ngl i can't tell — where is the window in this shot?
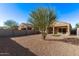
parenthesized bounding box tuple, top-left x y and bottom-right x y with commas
(59, 28, 66, 34)
(21, 28, 26, 30)
(27, 27, 32, 30)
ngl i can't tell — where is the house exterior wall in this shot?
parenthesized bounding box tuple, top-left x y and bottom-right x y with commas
(51, 22, 72, 35)
(18, 23, 33, 30)
(77, 28, 79, 36)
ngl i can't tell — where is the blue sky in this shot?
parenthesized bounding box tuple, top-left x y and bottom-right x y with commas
(0, 3, 79, 28)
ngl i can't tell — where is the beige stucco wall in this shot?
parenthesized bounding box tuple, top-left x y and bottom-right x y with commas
(51, 22, 71, 35)
(18, 23, 32, 30)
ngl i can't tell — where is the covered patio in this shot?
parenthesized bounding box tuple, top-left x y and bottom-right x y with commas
(50, 22, 72, 35)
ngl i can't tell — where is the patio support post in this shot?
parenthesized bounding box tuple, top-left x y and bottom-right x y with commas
(67, 25, 70, 35)
(53, 27, 54, 34)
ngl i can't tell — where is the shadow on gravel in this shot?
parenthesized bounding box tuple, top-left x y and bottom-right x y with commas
(0, 37, 36, 56)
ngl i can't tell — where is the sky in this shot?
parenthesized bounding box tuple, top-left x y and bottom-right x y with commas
(0, 3, 79, 28)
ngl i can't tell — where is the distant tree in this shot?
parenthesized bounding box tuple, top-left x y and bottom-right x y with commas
(28, 7, 56, 40)
(4, 20, 18, 30)
(76, 23, 79, 28)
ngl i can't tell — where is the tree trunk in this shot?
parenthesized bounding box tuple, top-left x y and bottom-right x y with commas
(42, 31, 47, 40)
(42, 34, 46, 40)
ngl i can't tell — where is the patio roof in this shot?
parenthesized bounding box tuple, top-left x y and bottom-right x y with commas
(50, 21, 72, 27)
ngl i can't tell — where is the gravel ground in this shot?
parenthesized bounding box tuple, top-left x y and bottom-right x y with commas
(0, 34, 79, 56)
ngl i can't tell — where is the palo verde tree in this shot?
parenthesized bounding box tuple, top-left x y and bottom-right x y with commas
(28, 7, 56, 40)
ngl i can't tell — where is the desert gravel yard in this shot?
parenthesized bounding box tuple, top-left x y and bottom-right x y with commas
(0, 34, 79, 56)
